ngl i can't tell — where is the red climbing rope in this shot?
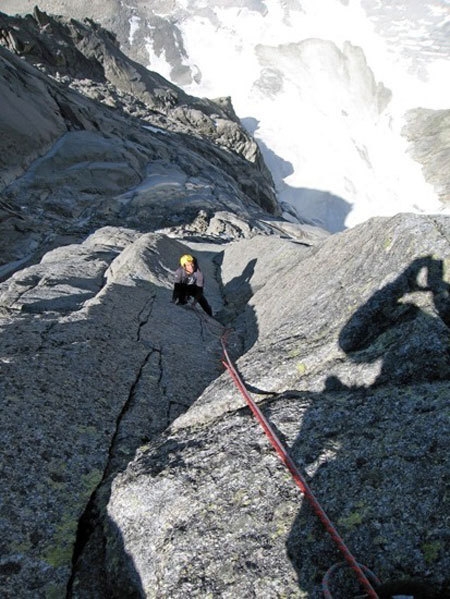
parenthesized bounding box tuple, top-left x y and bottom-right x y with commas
(220, 339, 380, 599)
(189, 303, 380, 598)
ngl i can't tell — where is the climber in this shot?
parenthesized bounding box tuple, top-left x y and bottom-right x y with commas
(172, 254, 213, 316)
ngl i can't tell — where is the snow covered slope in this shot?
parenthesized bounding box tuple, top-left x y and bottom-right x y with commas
(137, 0, 450, 231)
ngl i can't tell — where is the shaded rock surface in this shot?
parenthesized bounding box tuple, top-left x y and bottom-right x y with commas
(3, 1, 449, 209)
(0, 8, 292, 281)
(0, 7, 449, 599)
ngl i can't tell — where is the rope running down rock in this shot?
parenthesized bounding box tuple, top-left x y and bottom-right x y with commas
(191, 303, 381, 598)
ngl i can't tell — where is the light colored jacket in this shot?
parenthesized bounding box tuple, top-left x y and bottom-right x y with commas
(173, 266, 204, 287)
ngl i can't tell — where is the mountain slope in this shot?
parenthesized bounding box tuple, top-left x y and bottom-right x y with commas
(3, 0, 449, 231)
(2, 8, 319, 280)
(0, 8, 449, 599)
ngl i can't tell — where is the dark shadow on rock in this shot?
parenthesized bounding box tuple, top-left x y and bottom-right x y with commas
(242, 117, 352, 233)
(278, 185, 352, 234)
(339, 256, 450, 386)
(20, 291, 96, 314)
(215, 256, 259, 353)
(283, 256, 450, 597)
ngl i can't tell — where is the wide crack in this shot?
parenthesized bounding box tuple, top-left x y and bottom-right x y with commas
(66, 255, 251, 597)
(67, 295, 157, 597)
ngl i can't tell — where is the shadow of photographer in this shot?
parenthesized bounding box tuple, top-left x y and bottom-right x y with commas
(284, 256, 450, 598)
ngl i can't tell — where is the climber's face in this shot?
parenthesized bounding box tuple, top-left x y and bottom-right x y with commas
(184, 261, 194, 274)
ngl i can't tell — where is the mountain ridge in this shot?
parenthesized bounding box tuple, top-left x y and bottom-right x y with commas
(3, 0, 448, 231)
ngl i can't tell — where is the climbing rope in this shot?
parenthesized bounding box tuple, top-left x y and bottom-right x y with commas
(190, 303, 381, 598)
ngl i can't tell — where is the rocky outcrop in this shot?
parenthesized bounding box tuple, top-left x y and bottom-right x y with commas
(1, 213, 449, 598)
(0, 8, 272, 170)
(0, 8, 288, 281)
(93, 214, 450, 599)
(403, 108, 450, 206)
(4, 1, 448, 212)
(0, 228, 229, 597)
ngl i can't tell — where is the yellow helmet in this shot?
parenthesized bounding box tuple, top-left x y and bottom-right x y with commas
(180, 254, 194, 267)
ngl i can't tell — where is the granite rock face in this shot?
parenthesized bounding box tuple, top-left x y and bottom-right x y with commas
(0, 8, 283, 280)
(0, 228, 227, 597)
(0, 7, 449, 599)
(4, 1, 448, 211)
(1, 214, 449, 598)
(100, 214, 450, 599)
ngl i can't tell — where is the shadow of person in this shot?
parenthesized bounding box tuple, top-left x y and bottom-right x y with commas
(339, 256, 450, 386)
(284, 256, 450, 598)
(215, 257, 259, 354)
